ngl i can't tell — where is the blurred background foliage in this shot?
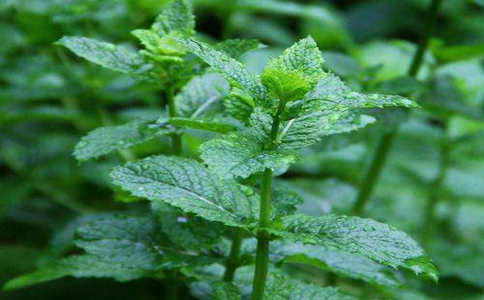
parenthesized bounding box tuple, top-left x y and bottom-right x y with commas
(1, 0, 484, 299)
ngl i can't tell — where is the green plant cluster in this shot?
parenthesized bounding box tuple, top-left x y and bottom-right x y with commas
(1, 0, 484, 299)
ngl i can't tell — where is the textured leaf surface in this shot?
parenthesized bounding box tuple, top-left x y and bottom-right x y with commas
(75, 214, 165, 270)
(278, 110, 349, 150)
(110, 156, 259, 226)
(152, 0, 195, 36)
(215, 39, 264, 59)
(181, 38, 268, 101)
(169, 118, 237, 133)
(223, 88, 255, 122)
(300, 74, 417, 112)
(4, 254, 147, 290)
(264, 274, 355, 300)
(272, 186, 304, 217)
(200, 133, 297, 179)
(324, 114, 375, 136)
(213, 282, 242, 300)
(176, 72, 230, 118)
(274, 243, 400, 286)
(152, 202, 224, 250)
(73, 120, 167, 161)
(132, 29, 162, 53)
(264, 36, 326, 88)
(55, 37, 145, 76)
(272, 214, 438, 280)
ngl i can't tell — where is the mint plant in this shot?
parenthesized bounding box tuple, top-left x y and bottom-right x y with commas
(4, 29, 438, 298)
(56, 0, 260, 161)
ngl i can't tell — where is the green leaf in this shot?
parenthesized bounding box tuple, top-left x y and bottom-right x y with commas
(75, 214, 211, 271)
(190, 280, 242, 300)
(213, 281, 242, 300)
(274, 242, 400, 287)
(278, 110, 351, 151)
(152, 202, 225, 250)
(169, 118, 237, 133)
(4, 254, 147, 291)
(132, 29, 163, 54)
(263, 36, 327, 90)
(73, 120, 168, 161)
(223, 88, 255, 122)
(264, 274, 355, 299)
(238, 0, 341, 25)
(176, 72, 230, 118)
(214, 39, 264, 59)
(110, 156, 259, 226)
(261, 68, 310, 103)
(181, 38, 268, 101)
(296, 74, 418, 114)
(271, 214, 438, 280)
(55, 37, 147, 78)
(200, 133, 297, 179)
(434, 43, 484, 62)
(152, 0, 195, 36)
(75, 214, 165, 270)
(325, 113, 376, 136)
(272, 186, 304, 217)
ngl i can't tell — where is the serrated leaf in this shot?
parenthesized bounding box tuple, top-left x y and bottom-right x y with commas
(152, 0, 195, 36)
(181, 38, 268, 101)
(271, 214, 438, 280)
(264, 36, 327, 90)
(3, 254, 147, 291)
(200, 133, 297, 179)
(176, 72, 230, 118)
(214, 39, 264, 59)
(110, 156, 259, 226)
(246, 106, 373, 151)
(273, 242, 400, 287)
(223, 88, 255, 122)
(55, 37, 148, 79)
(264, 274, 355, 300)
(73, 120, 168, 161)
(286, 74, 418, 118)
(261, 68, 310, 103)
(169, 118, 237, 133)
(151, 202, 225, 250)
(74, 214, 212, 272)
(278, 110, 356, 151)
(75, 214, 165, 270)
(131, 29, 163, 53)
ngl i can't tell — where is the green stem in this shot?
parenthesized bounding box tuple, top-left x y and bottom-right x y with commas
(351, 0, 443, 216)
(251, 168, 272, 300)
(408, 0, 443, 78)
(223, 229, 244, 282)
(352, 130, 398, 215)
(251, 101, 286, 300)
(422, 121, 450, 247)
(166, 87, 183, 156)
